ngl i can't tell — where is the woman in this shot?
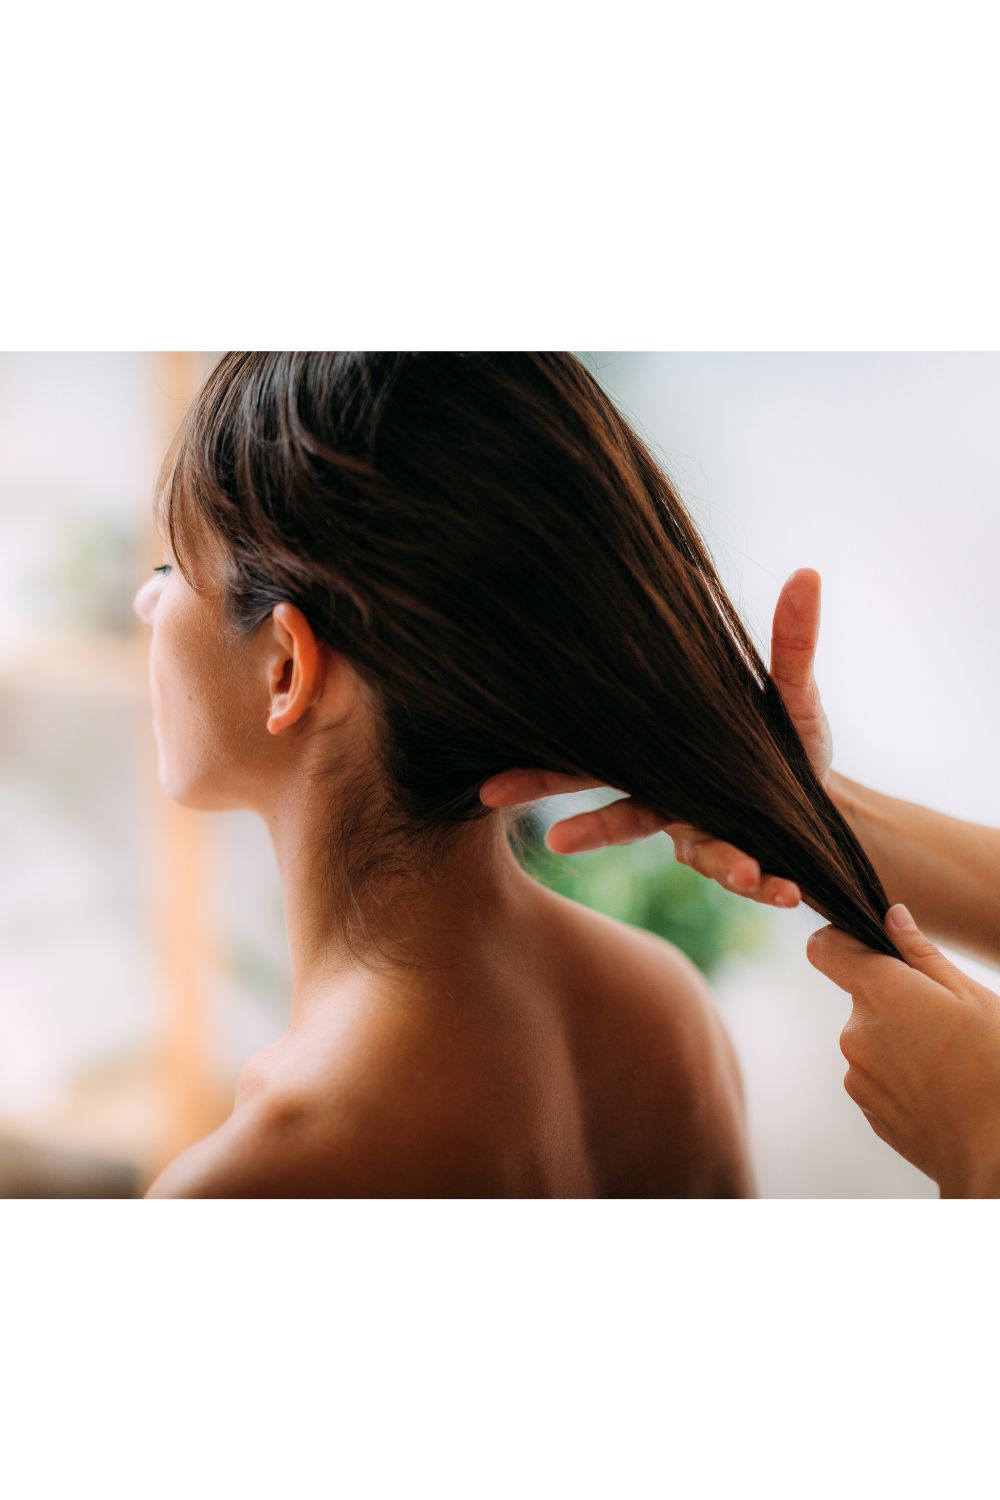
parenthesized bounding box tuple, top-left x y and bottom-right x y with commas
(485, 568, 1000, 1197)
(134, 351, 895, 1198)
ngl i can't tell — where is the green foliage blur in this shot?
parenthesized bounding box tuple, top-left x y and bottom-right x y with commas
(516, 812, 767, 978)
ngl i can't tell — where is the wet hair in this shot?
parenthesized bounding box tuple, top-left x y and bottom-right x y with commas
(157, 351, 900, 959)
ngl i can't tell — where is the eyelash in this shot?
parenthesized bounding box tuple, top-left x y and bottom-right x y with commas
(153, 564, 172, 576)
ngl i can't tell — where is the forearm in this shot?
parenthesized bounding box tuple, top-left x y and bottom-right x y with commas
(828, 770, 1000, 968)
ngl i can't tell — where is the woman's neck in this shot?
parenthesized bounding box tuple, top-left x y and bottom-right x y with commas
(261, 771, 536, 1025)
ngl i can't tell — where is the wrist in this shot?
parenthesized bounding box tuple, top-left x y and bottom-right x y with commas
(940, 1141, 1000, 1199)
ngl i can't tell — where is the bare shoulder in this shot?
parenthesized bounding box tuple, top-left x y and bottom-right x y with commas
(144, 1095, 294, 1198)
(144, 1088, 439, 1199)
(533, 884, 754, 1196)
(145, 1018, 508, 1199)
(538, 881, 737, 1047)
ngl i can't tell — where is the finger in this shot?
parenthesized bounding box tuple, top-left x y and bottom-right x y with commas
(673, 833, 761, 894)
(769, 568, 824, 720)
(861, 1111, 900, 1153)
(545, 797, 666, 853)
(480, 769, 612, 806)
(843, 1071, 901, 1152)
(669, 830, 803, 906)
(755, 873, 803, 909)
(884, 905, 975, 997)
(806, 923, 900, 996)
(670, 830, 759, 890)
(842, 1062, 871, 1109)
(846, 1083, 896, 1146)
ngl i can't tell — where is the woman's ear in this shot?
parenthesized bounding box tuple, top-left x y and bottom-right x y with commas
(265, 601, 361, 734)
(266, 602, 327, 733)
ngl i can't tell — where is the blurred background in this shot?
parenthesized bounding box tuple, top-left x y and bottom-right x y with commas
(2, 352, 996, 1197)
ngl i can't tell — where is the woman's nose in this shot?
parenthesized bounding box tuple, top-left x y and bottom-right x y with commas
(133, 575, 158, 627)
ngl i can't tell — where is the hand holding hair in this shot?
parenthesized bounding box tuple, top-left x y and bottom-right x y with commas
(807, 905, 1000, 1197)
(480, 566, 831, 913)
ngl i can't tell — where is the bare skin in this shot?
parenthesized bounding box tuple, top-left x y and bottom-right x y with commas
(482, 567, 1000, 1195)
(809, 905, 1000, 1197)
(134, 526, 751, 1198)
(147, 867, 752, 1198)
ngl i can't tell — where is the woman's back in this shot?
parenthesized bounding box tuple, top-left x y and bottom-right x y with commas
(148, 877, 752, 1198)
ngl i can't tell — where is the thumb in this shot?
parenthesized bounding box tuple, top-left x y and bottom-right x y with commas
(769, 568, 822, 713)
(885, 904, 972, 996)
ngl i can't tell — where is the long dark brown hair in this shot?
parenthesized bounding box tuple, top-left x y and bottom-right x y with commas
(157, 352, 900, 959)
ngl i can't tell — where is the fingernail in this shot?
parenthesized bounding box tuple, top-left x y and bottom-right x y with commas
(887, 903, 916, 932)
